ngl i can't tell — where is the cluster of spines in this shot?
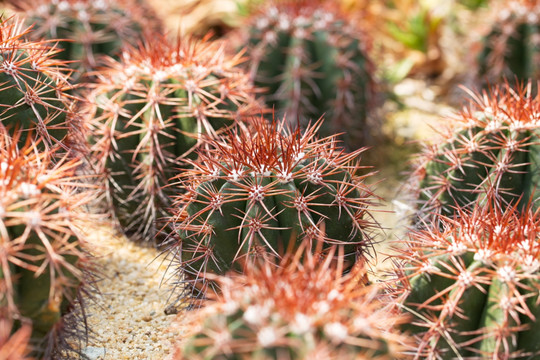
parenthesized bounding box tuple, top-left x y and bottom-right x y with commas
(0, 314, 32, 360)
(478, 0, 540, 82)
(86, 34, 259, 243)
(0, 16, 79, 151)
(394, 197, 540, 359)
(239, 0, 377, 149)
(167, 114, 378, 303)
(7, 0, 161, 78)
(0, 132, 94, 357)
(174, 239, 411, 360)
(410, 81, 540, 221)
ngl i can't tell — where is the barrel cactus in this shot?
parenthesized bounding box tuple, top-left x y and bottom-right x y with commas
(477, 0, 540, 82)
(0, 16, 78, 150)
(8, 0, 161, 79)
(0, 133, 93, 357)
(86, 34, 259, 244)
(167, 115, 378, 301)
(174, 240, 411, 360)
(410, 81, 540, 221)
(395, 198, 540, 359)
(236, 0, 377, 149)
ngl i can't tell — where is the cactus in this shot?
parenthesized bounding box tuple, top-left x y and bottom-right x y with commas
(477, 0, 540, 82)
(8, 0, 161, 79)
(410, 81, 540, 221)
(0, 132, 93, 357)
(236, 0, 377, 149)
(86, 34, 259, 244)
(0, 16, 79, 150)
(174, 239, 411, 360)
(395, 198, 540, 359)
(167, 115, 378, 301)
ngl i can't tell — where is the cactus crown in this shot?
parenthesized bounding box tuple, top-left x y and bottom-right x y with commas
(175, 239, 411, 360)
(241, 0, 376, 149)
(411, 81, 540, 220)
(396, 198, 540, 359)
(168, 115, 378, 302)
(87, 34, 258, 243)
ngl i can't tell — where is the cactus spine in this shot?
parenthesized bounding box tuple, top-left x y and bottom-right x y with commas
(0, 132, 93, 357)
(0, 17, 78, 150)
(175, 240, 411, 360)
(411, 82, 540, 220)
(87, 34, 258, 243)
(395, 199, 540, 359)
(8, 0, 161, 78)
(168, 115, 378, 301)
(478, 0, 540, 82)
(238, 0, 377, 149)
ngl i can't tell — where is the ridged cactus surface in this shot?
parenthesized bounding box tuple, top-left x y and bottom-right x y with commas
(239, 0, 376, 149)
(8, 0, 161, 78)
(396, 200, 540, 359)
(478, 0, 540, 82)
(87, 35, 258, 243)
(0, 17, 77, 149)
(0, 133, 92, 357)
(411, 82, 540, 220)
(175, 241, 410, 360)
(168, 115, 377, 300)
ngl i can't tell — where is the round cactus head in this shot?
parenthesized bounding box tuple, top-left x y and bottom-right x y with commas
(7, 0, 161, 78)
(411, 81, 540, 222)
(167, 114, 379, 301)
(87, 33, 259, 244)
(0, 131, 94, 357)
(0, 16, 79, 150)
(395, 197, 540, 359)
(174, 238, 411, 360)
(236, 0, 377, 149)
(478, 0, 540, 82)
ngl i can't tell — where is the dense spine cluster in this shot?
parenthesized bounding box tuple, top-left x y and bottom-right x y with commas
(395, 199, 540, 359)
(239, 0, 376, 149)
(167, 115, 378, 300)
(175, 240, 411, 360)
(478, 0, 540, 82)
(0, 17, 78, 150)
(8, 0, 160, 78)
(411, 82, 540, 221)
(0, 133, 93, 357)
(87, 35, 258, 243)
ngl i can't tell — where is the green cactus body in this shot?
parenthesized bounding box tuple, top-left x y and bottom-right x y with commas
(241, 0, 376, 149)
(0, 135, 92, 357)
(9, 0, 161, 79)
(397, 201, 540, 359)
(413, 82, 540, 220)
(175, 240, 410, 360)
(0, 17, 77, 149)
(478, 1, 540, 82)
(87, 36, 258, 244)
(169, 116, 377, 299)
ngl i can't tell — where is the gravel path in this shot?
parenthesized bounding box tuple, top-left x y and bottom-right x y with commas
(75, 225, 180, 360)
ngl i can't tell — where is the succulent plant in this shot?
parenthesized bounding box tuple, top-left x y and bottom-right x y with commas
(410, 81, 540, 221)
(236, 0, 377, 149)
(167, 115, 378, 301)
(86, 34, 259, 244)
(0, 132, 94, 357)
(0, 16, 79, 151)
(477, 0, 540, 82)
(8, 0, 161, 79)
(174, 239, 411, 360)
(394, 198, 540, 359)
